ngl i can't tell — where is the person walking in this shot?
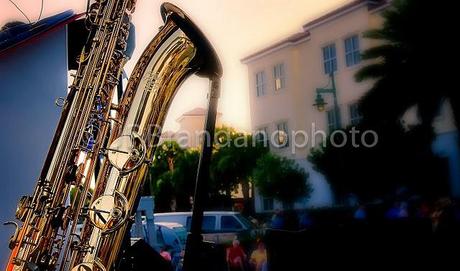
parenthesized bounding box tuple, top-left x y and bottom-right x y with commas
(250, 241, 267, 271)
(227, 239, 247, 271)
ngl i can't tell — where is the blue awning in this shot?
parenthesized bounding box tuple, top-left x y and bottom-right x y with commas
(0, 10, 78, 54)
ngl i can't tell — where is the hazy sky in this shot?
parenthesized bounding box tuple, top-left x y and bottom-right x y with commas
(1, 0, 351, 131)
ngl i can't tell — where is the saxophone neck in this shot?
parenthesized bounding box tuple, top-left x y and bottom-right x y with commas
(161, 2, 222, 79)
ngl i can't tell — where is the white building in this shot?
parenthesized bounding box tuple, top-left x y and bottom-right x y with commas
(161, 107, 222, 149)
(242, 0, 459, 213)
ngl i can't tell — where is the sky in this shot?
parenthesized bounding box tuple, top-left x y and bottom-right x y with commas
(1, 0, 351, 131)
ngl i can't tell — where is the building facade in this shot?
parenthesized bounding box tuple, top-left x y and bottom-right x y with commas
(242, 0, 459, 213)
(161, 107, 222, 149)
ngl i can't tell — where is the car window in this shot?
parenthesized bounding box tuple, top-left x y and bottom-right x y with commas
(203, 216, 216, 232)
(186, 216, 216, 233)
(236, 214, 254, 229)
(221, 215, 243, 231)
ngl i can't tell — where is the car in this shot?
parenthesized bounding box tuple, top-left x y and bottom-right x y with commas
(154, 211, 256, 245)
(155, 222, 186, 270)
(156, 222, 188, 248)
(130, 221, 186, 270)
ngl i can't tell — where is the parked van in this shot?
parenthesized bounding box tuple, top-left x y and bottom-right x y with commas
(154, 211, 255, 244)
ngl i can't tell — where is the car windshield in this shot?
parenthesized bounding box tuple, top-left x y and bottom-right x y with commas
(236, 214, 255, 229)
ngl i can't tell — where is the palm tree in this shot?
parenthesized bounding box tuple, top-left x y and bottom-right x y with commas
(356, 0, 459, 134)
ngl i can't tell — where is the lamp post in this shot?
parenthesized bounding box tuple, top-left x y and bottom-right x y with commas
(313, 72, 341, 129)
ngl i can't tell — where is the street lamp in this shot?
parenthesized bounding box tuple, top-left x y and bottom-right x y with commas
(313, 93, 327, 112)
(313, 72, 341, 129)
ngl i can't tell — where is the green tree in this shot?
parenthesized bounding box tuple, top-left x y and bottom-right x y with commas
(252, 153, 311, 207)
(149, 127, 268, 212)
(153, 171, 175, 211)
(148, 141, 186, 212)
(170, 149, 200, 210)
(308, 124, 449, 201)
(154, 140, 184, 171)
(211, 126, 268, 210)
(356, 0, 459, 133)
(146, 141, 183, 197)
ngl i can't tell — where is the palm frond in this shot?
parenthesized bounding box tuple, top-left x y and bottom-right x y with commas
(362, 29, 388, 40)
(360, 44, 400, 61)
(355, 63, 387, 82)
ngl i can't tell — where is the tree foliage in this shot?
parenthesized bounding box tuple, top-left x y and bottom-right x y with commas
(148, 141, 198, 212)
(308, 124, 449, 201)
(148, 128, 268, 212)
(308, 0, 455, 202)
(356, 0, 459, 130)
(211, 126, 268, 202)
(253, 153, 311, 205)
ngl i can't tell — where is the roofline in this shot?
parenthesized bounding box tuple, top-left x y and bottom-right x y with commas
(0, 13, 83, 57)
(176, 111, 222, 123)
(369, 1, 391, 14)
(241, 0, 389, 64)
(241, 33, 310, 64)
(302, 0, 369, 31)
(155, 222, 184, 227)
(303, 0, 388, 31)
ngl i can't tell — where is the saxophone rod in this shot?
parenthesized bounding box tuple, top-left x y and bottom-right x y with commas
(183, 77, 220, 271)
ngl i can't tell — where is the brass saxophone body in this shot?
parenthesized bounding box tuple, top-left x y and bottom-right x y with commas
(70, 4, 222, 270)
(5, 2, 221, 271)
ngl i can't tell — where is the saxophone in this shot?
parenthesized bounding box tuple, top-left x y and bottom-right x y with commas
(5, 2, 222, 271)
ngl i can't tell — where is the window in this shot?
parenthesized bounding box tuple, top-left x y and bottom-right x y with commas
(349, 103, 362, 125)
(186, 215, 216, 233)
(276, 122, 289, 148)
(221, 216, 243, 231)
(256, 71, 266, 97)
(255, 127, 269, 147)
(263, 197, 274, 211)
(273, 63, 285, 91)
(236, 214, 255, 229)
(344, 35, 361, 67)
(322, 44, 337, 74)
(327, 109, 338, 132)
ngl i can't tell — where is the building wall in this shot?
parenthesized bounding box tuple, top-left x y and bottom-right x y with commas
(0, 27, 68, 268)
(162, 109, 222, 149)
(248, 45, 300, 159)
(247, 5, 385, 160)
(246, 4, 385, 213)
(176, 115, 209, 149)
(299, 6, 375, 142)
